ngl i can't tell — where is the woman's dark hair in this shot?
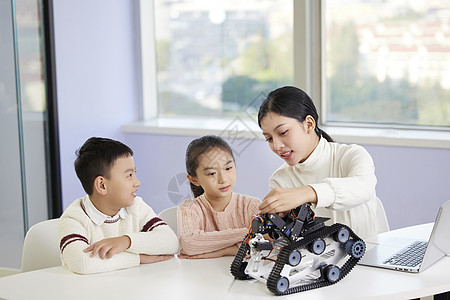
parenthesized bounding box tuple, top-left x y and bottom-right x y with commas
(74, 137, 133, 195)
(257, 86, 333, 142)
(185, 135, 235, 198)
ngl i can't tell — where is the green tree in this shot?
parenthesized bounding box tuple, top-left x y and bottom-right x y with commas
(222, 76, 258, 110)
(156, 40, 170, 72)
(222, 32, 292, 110)
(327, 21, 361, 113)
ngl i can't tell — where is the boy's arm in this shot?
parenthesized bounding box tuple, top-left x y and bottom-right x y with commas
(83, 236, 131, 259)
(58, 217, 140, 274)
(125, 200, 179, 255)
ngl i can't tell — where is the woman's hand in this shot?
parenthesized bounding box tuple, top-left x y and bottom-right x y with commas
(259, 186, 317, 214)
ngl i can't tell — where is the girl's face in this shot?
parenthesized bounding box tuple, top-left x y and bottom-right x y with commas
(190, 147, 236, 202)
(260, 112, 319, 166)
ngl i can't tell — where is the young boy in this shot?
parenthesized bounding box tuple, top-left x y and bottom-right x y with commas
(58, 137, 179, 274)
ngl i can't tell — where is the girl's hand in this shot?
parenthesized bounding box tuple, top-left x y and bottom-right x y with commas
(178, 245, 239, 259)
(84, 236, 131, 259)
(259, 186, 317, 214)
(139, 254, 174, 264)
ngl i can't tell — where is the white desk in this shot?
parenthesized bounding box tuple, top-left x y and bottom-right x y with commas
(1, 224, 449, 300)
(0, 256, 235, 300)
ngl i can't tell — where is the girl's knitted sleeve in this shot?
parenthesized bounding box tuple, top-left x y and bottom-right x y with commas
(177, 203, 247, 256)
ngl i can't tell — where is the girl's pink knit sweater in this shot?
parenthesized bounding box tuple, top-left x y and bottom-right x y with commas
(177, 192, 260, 256)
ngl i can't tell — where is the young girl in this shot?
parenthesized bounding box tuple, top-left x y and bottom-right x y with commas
(257, 86, 389, 240)
(177, 135, 260, 259)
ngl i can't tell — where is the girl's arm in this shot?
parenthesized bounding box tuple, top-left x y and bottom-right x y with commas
(178, 205, 248, 256)
(178, 244, 239, 259)
(179, 226, 247, 256)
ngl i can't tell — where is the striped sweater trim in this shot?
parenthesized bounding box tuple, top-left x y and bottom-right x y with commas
(104, 217, 120, 224)
(60, 234, 89, 253)
(141, 217, 167, 232)
(80, 201, 90, 218)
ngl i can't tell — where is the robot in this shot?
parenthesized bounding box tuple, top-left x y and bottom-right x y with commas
(230, 203, 365, 296)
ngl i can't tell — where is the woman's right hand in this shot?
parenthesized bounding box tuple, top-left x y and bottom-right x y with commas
(259, 186, 317, 214)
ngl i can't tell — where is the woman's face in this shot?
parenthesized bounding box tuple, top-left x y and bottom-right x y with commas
(260, 112, 319, 166)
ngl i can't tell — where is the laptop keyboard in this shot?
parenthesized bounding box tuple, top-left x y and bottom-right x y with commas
(383, 241, 428, 267)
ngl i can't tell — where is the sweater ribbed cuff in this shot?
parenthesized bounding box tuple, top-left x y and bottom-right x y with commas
(308, 183, 335, 209)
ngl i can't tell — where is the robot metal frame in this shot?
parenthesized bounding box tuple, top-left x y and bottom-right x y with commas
(231, 203, 366, 296)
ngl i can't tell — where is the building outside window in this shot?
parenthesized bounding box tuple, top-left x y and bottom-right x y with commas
(144, 0, 450, 128)
(153, 0, 293, 118)
(325, 0, 450, 127)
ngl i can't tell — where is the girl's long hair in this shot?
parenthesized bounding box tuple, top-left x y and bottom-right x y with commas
(185, 135, 235, 198)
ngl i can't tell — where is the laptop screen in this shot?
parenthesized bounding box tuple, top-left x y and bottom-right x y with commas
(420, 200, 450, 271)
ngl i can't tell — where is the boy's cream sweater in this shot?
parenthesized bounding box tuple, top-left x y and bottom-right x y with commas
(58, 195, 179, 274)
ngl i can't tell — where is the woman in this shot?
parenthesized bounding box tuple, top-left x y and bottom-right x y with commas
(258, 86, 389, 239)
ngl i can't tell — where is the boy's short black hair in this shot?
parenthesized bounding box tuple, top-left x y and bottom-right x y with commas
(74, 137, 133, 195)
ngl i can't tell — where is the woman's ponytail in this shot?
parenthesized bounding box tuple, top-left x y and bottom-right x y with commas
(316, 127, 334, 143)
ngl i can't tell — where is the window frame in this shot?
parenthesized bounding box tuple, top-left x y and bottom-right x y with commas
(128, 0, 450, 149)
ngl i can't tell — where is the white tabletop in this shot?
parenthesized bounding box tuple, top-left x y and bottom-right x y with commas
(0, 256, 235, 300)
(226, 223, 450, 300)
(1, 223, 448, 300)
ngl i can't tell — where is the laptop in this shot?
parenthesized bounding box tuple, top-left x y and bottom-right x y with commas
(358, 200, 450, 273)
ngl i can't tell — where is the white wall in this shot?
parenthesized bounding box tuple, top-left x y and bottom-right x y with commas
(361, 144, 449, 229)
(53, 1, 450, 231)
(53, 0, 139, 206)
(123, 133, 450, 231)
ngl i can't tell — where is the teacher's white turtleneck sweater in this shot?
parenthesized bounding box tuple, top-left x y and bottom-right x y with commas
(269, 137, 389, 240)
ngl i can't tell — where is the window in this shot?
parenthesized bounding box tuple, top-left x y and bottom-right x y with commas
(139, 0, 449, 130)
(324, 0, 450, 127)
(150, 0, 293, 118)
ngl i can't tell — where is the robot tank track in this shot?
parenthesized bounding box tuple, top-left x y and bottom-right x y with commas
(230, 204, 365, 296)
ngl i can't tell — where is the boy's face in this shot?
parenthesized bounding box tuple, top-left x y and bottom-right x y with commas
(104, 155, 140, 213)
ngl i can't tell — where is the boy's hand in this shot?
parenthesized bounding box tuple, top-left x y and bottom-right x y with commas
(178, 244, 238, 259)
(84, 236, 131, 259)
(139, 254, 174, 264)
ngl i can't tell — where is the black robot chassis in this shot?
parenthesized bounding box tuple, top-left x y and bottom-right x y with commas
(230, 203, 366, 296)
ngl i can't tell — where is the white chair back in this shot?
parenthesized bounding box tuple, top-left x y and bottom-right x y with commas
(21, 218, 61, 272)
(158, 206, 178, 236)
